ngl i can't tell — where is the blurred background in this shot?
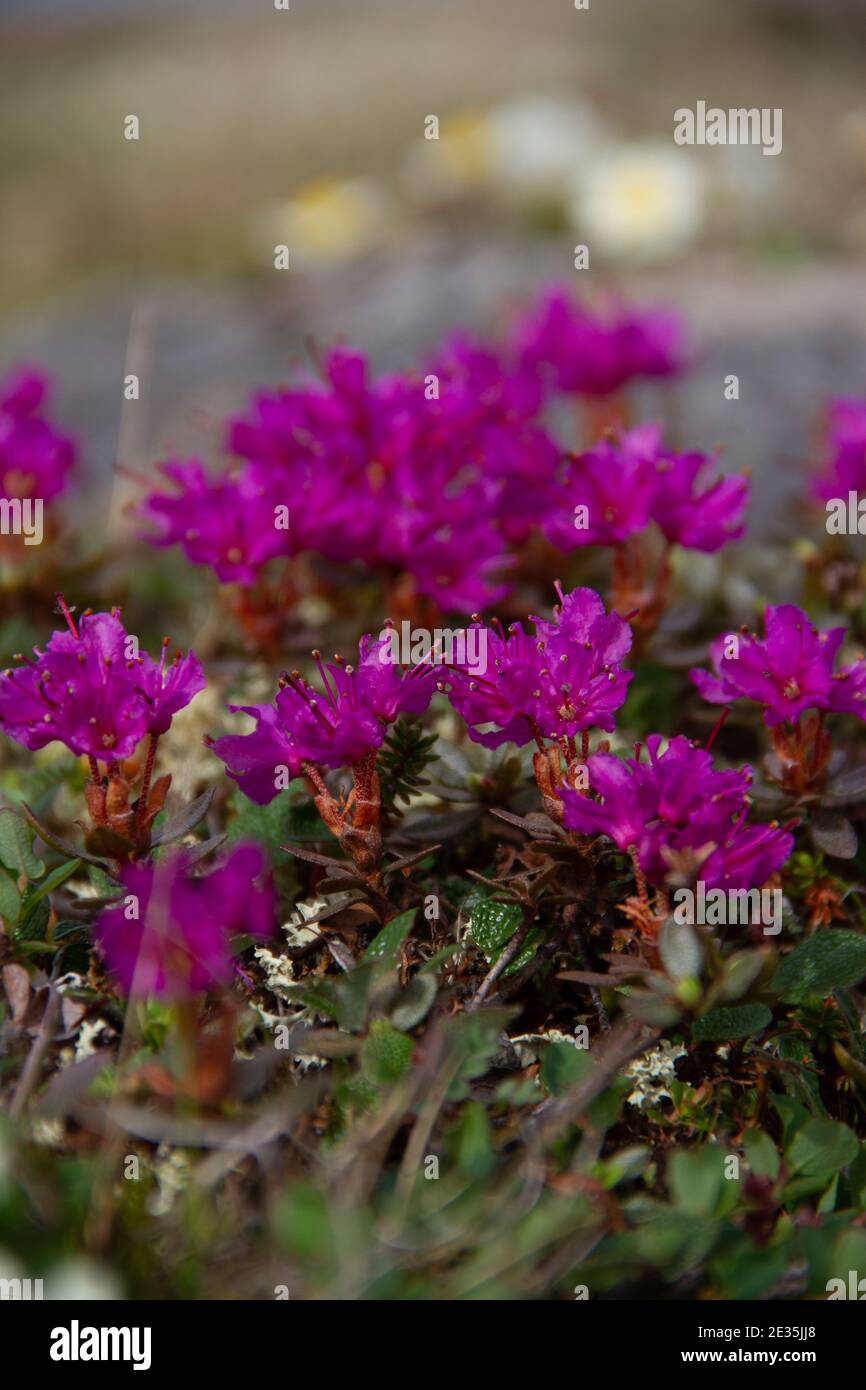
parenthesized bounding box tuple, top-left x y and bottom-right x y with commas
(2, 0, 866, 536)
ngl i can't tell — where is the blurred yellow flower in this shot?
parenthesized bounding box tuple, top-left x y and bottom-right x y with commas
(403, 111, 495, 202)
(262, 177, 387, 266)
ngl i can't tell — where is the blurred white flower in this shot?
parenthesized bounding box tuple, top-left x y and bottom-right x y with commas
(572, 142, 705, 261)
(46, 1257, 124, 1300)
(0, 1249, 26, 1283)
(487, 96, 606, 195)
(256, 177, 388, 267)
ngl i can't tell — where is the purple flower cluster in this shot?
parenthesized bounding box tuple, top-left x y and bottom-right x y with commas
(95, 844, 273, 997)
(812, 396, 866, 501)
(514, 287, 686, 399)
(690, 603, 866, 727)
(212, 632, 435, 802)
(545, 423, 749, 554)
(0, 368, 76, 504)
(141, 340, 561, 610)
(139, 460, 292, 587)
(444, 583, 633, 749)
(560, 734, 793, 890)
(0, 604, 204, 759)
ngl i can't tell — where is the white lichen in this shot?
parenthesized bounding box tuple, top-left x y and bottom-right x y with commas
(623, 1039, 686, 1111)
(146, 1145, 191, 1217)
(254, 946, 296, 996)
(74, 1017, 115, 1062)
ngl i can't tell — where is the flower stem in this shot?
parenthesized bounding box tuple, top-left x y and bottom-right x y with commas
(705, 705, 731, 753)
(628, 844, 650, 909)
(135, 733, 159, 834)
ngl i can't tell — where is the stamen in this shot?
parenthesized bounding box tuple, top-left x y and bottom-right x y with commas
(55, 592, 79, 638)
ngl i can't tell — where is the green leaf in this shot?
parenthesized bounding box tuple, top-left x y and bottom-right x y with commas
(743, 1127, 780, 1181)
(225, 787, 297, 905)
(829, 1230, 866, 1287)
(456, 1101, 495, 1181)
(364, 909, 416, 963)
(151, 787, 215, 846)
(772, 1094, 810, 1148)
(595, 1145, 652, 1189)
(540, 1041, 593, 1097)
(377, 718, 438, 815)
(0, 808, 45, 879)
(281, 780, 329, 843)
(624, 992, 683, 1028)
(718, 948, 772, 1003)
(692, 1003, 772, 1042)
(20, 803, 107, 868)
(469, 899, 523, 958)
(772, 930, 866, 1003)
(668, 1146, 727, 1217)
(659, 916, 703, 982)
(787, 1118, 859, 1178)
(273, 1183, 334, 1265)
(360, 1019, 414, 1084)
(0, 870, 21, 928)
(446, 1008, 516, 1102)
(468, 899, 541, 977)
(16, 894, 50, 942)
(779, 1034, 825, 1115)
(711, 1241, 790, 1301)
(390, 972, 437, 1031)
(20, 858, 81, 915)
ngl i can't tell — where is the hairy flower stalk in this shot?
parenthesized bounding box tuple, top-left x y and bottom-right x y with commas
(611, 534, 672, 648)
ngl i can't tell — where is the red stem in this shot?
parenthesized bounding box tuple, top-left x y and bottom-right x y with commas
(705, 705, 731, 753)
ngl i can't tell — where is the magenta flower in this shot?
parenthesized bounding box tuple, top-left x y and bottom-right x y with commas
(650, 450, 748, 552)
(813, 396, 866, 502)
(690, 604, 866, 727)
(229, 347, 395, 484)
(445, 584, 633, 748)
(135, 642, 207, 737)
(514, 287, 686, 399)
(0, 603, 203, 759)
(95, 844, 274, 998)
(0, 367, 76, 504)
(560, 734, 793, 889)
(442, 621, 544, 750)
(144, 340, 561, 610)
(545, 425, 659, 550)
(417, 335, 562, 546)
(212, 633, 436, 803)
(138, 459, 291, 585)
(545, 423, 749, 555)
